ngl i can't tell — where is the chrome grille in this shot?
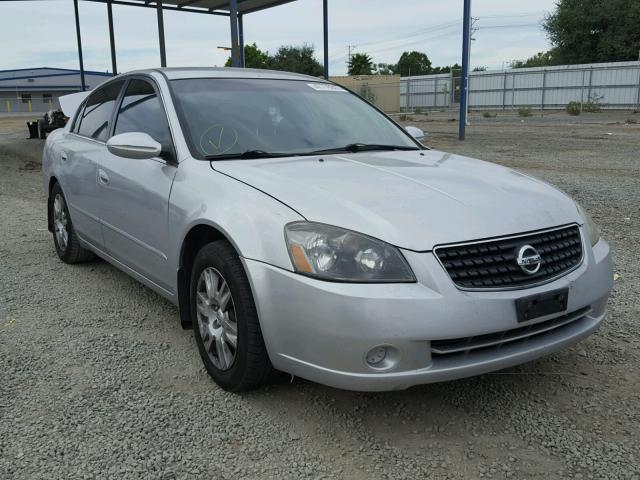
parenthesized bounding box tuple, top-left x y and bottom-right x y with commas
(434, 225, 583, 289)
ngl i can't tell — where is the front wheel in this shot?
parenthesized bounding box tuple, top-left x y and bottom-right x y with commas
(190, 240, 274, 392)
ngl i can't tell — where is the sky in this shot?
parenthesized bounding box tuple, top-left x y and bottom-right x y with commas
(0, 0, 558, 75)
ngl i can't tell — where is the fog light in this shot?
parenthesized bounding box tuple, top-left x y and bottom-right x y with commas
(366, 346, 387, 366)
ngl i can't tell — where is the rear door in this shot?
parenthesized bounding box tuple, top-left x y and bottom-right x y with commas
(59, 80, 124, 249)
(97, 77, 178, 292)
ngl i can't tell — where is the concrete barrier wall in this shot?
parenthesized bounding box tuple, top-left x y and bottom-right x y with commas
(331, 75, 400, 112)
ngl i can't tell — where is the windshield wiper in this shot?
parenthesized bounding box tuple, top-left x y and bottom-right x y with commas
(205, 150, 286, 161)
(301, 143, 420, 155)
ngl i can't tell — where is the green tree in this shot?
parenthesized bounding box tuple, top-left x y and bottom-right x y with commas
(374, 62, 396, 75)
(543, 0, 640, 64)
(395, 51, 432, 77)
(224, 42, 269, 68)
(266, 44, 324, 76)
(348, 53, 374, 75)
(510, 50, 558, 69)
(430, 63, 461, 75)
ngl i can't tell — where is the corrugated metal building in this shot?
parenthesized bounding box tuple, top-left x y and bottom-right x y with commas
(401, 61, 640, 111)
(0, 67, 112, 113)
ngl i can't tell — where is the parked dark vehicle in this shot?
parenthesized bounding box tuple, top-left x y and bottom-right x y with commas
(28, 109, 68, 139)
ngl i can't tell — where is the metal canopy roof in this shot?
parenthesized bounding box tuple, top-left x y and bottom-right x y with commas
(54, 0, 323, 86)
(159, 0, 296, 14)
(84, 0, 297, 15)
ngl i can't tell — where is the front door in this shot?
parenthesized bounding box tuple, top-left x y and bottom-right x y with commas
(97, 78, 177, 292)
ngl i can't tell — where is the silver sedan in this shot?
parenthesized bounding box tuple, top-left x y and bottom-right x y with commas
(42, 68, 613, 392)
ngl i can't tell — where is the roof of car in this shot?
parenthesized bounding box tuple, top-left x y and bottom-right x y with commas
(132, 67, 328, 82)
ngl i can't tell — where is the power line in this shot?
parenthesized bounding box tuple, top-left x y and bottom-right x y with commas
(481, 11, 545, 19)
(329, 12, 546, 67)
(354, 19, 460, 48)
(477, 23, 541, 29)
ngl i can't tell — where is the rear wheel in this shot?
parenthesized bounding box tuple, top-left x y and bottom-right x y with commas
(50, 183, 94, 263)
(190, 240, 273, 392)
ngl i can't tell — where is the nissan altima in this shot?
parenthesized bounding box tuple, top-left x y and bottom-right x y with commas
(42, 68, 613, 392)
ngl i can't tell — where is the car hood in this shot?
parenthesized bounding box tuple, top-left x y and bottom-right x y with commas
(211, 150, 581, 251)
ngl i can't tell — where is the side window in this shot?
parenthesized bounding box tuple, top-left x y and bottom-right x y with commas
(114, 79, 172, 152)
(76, 80, 124, 141)
(72, 99, 88, 133)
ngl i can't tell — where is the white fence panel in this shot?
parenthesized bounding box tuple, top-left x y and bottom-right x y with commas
(401, 60, 640, 111)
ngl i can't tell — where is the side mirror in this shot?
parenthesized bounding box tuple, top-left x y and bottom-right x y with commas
(106, 132, 162, 160)
(405, 126, 426, 141)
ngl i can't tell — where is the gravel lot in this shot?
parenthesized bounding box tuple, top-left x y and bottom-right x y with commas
(1, 111, 638, 479)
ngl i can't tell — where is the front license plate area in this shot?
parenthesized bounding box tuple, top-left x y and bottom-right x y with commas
(516, 288, 568, 323)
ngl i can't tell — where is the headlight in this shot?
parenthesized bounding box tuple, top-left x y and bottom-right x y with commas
(575, 202, 601, 246)
(285, 222, 415, 282)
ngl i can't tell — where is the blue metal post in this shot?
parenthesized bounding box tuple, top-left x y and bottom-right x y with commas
(229, 0, 241, 67)
(238, 14, 245, 67)
(323, 0, 329, 79)
(459, 0, 471, 140)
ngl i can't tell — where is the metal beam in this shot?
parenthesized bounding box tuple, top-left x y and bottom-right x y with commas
(458, 0, 471, 140)
(240, 0, 295, 15)
(178, 0, 202, 7)
(73, 0, 86, 91)
(229, 0, 241, 67)
(107, 0, 117, 75)
(82, 0, 229, 16)
(323, 0, 328, 79)
(157, 0, 167, 67)
(238, 14, 245, 67)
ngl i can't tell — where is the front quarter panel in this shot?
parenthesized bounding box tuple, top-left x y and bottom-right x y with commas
(169, 159, 303, 274)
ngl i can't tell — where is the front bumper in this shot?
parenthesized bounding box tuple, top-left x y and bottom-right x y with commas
(244, 237, 613, 391)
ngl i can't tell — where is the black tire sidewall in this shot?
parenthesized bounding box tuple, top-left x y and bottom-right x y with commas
(190, 242, 256, 391)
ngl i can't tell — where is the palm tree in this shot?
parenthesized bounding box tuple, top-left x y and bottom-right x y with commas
(348, 53, 374, 76)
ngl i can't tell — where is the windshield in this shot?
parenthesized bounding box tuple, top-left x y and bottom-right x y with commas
(170, 78, 419, 159)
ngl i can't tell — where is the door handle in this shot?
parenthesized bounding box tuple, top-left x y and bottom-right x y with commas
(98, 169, 110, 185)
(61, 152, 68, 162)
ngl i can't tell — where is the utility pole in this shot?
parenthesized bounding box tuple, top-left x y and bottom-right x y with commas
(347, 45, 356, 72)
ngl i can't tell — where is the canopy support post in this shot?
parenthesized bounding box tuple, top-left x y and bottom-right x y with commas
(458, 0, 471, 140)
(73, 0, 86, 91)
(229, 0, 241, 67)
(323, 0, 329, 79)
(238, 13, 245, 67)
(157, 0, 167, 67)
(107, 0, 117, 75)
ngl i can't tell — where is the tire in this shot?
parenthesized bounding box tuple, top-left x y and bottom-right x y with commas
(190, 240, 274, 392)
(38, 120, 47, 139)
(50, 183, 94, 263)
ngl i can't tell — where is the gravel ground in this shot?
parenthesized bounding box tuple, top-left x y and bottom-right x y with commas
(1, 111, 639, 480)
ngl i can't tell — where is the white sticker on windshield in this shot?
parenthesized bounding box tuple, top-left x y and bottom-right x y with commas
(307, 83, 346, 92)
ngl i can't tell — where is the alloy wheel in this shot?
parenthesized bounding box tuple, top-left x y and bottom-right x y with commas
(196, 267, 238, 371)
(53, 193, 69, 252)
